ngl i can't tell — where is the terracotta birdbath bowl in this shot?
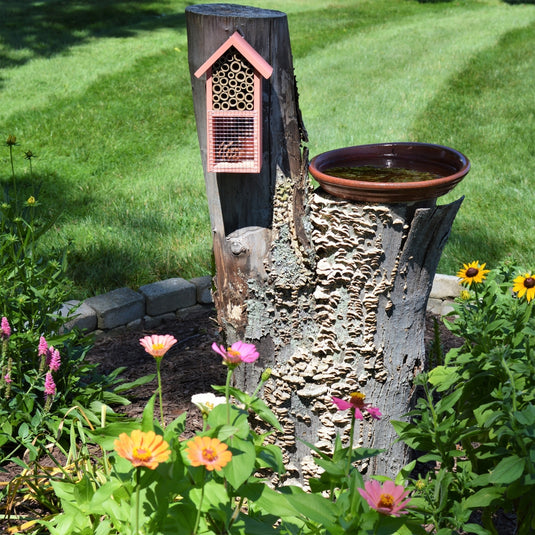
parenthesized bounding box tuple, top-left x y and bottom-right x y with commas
(309, 142, 470, 203)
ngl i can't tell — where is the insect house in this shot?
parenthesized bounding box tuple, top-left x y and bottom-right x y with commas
(194, 31, 273, 173)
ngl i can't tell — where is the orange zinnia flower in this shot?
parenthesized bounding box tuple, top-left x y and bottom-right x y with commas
(185, 436, 232, 471)
(114, 429, 171, 470)
(139, 334, 177, 358)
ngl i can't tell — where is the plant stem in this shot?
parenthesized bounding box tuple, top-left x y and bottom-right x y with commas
(225, 367, 233, 425)
(134, 467, 141, 535)
(345, 412, 356, 481)
(192, 470, 206, 535)
(8, 145, 17, 202)
(156, 358, 164, 428)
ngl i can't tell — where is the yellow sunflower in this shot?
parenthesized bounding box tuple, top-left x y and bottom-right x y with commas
(456, 261, 490, 286)
(513, 273, 535, 303)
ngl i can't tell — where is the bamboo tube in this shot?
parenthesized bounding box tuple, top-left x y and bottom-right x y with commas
(230, 59, 242, 72)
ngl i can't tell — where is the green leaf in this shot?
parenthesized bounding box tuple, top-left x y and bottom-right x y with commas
(351, 447, 383, 462)
(207, 403, 250, 439)
(256, 443, 285, 473)
(279, 485, 338, 528)
(113, 373, 156, 393)
(164, 412, 187, 443)
(141, 395, 157, 431)
(515, 404, 535, 426)
(73, 474, 95, 508)
(395, 460, 416, 486)
(462, 524, 493, 535)
(428, 365, 460, 391)
(249, 397, 283, 432)
(223, 435, 256, 489)
(489, 455, 526, 484)
(240, 482, 302, 518)
(463, 487, 504, 509)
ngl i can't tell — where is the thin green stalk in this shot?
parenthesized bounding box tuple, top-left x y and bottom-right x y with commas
(156, 358, 165, 428)
(345, 412, 356, 481)
(229, 496, 245, 529)
(192, 470, 207, 535)
(225, 367, 233, 425)
(134, 467, 141, 535)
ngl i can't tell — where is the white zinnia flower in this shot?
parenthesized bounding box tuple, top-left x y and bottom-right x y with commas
(191, 393, 226, 416)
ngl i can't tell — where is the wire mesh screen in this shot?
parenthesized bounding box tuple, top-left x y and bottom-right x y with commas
(208, 112, 259, 172)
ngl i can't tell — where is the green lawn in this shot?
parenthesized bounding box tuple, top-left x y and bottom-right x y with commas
(1, 0, 534, 298)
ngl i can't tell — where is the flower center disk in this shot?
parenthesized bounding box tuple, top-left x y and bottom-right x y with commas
(133, 447, 152, 462)
(378, 493, 395, 508)
(202, 448, 217, 462)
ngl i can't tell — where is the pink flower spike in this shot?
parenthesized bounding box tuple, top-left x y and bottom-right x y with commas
(139, 334, 177, 358)
(358, 479, 411, 517)
(212, 341, 259, 366)
(44, 372, 56, 397)
(49, 348, 61, 372)
(38, 336, 48, 356)
(1, 317, 11, 340)
(4, 373, 12, 384)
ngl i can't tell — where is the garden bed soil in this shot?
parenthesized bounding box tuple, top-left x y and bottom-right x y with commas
(86, 308, 464, 427)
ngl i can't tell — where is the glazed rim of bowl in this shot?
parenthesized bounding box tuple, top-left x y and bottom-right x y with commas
(309, 142, 470, 192)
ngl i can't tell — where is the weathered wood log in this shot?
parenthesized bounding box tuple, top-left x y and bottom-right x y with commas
(186, 4, 311, 349)
(187, 4, 463, 482)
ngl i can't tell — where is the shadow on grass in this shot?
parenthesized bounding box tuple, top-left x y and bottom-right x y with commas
(0, 0, 187, 74)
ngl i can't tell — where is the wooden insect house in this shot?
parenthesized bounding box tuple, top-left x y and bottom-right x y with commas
(194, 31, 273, 173)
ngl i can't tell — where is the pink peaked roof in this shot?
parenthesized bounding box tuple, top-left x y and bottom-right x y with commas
(194, 31, 273, 79)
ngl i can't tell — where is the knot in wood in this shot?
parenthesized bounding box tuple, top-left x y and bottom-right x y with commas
(228, 238, 248, 256)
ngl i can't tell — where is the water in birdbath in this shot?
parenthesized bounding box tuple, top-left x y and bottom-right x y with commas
(324, 165, 441, 183)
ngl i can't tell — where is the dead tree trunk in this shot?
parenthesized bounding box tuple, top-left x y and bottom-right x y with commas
(187, 4, 463, 482)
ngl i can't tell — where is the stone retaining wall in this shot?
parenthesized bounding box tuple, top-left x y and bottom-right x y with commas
(61, 274, 461, 336)
(60, 276, 213, 337)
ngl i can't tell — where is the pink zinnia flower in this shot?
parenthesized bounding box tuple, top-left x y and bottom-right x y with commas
(139, 334, 177, 359)
(1, 317, 11, 340)
(332, 391, 382, 420)
(38, 336, 48, 356)
(358, 479, 411, 516)
(44, 372, 56, 397)
(48, 348, 61, 372)
(212, 341, 259, 367)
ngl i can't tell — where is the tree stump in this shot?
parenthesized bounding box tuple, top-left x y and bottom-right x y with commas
(186, 4, 463, 481)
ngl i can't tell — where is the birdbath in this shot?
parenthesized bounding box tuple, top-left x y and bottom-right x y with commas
(309, 142, 470, 204)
